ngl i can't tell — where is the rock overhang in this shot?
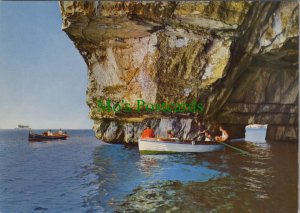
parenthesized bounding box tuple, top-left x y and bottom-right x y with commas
(59, 1, 299, 142)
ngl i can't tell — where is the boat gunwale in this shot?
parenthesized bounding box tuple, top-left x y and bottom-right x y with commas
(138, 139, 224, 146)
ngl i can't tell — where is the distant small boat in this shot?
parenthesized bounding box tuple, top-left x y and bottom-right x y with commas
(15, 125, 29, 129)
(28, 132, 68, 142)
(138, 138, 224, 154)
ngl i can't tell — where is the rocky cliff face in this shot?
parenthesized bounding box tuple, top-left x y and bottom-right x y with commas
(60, 1, 298, 143)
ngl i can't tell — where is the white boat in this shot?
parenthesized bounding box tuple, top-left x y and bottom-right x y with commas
(15, 124, 29, 129)
(138, 138, 225, 154)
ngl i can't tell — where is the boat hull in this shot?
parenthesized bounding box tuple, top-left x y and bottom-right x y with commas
(28, 134, 68, 142)
(138, 139, 224, 154)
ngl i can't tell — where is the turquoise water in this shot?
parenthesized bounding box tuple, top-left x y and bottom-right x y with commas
(0, 129, 298, 212)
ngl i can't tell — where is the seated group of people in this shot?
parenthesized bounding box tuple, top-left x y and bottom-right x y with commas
(141, 124, 176, 139)
(44, 128, 64, 136)
(140, 124, 229, 142)
(203, 126, 229, 142)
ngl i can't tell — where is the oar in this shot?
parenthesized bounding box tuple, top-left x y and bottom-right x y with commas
(218, 141, 250, 156)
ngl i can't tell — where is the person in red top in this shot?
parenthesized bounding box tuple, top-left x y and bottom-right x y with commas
(141, 124, 155, 138)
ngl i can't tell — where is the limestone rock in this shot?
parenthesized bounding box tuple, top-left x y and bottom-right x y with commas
(60, 1, 298, 143)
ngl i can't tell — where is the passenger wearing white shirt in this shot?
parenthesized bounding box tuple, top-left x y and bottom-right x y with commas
(47, 129, 53, 136)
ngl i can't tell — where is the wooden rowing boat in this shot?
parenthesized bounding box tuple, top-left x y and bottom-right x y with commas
(138, 138, 224, 154)
(28, 132, 68, 142)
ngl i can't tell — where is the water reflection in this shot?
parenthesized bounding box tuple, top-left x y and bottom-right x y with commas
(83, 145, 227, 212)
(119, 143, 296, 212)
(137, 155, 160, 175)
(82, 129, 297, 212)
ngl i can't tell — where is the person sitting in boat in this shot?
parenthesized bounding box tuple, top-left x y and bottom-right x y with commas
(141, 124, 155, 139)
(204, 131, 214, 142)
(47, 129, 53, 136)
(167, 130, 175, 138)
(58, 128, 63, 135)
(215, 126, 229, 142)
(198, 122, 207, 141)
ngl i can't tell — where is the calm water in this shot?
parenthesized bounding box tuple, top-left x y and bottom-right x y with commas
(0, 129, 297, 212)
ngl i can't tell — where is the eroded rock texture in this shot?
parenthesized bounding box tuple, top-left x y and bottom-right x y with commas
(60, 1, 298, 143)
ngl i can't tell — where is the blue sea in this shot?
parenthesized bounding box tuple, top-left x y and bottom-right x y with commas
(0, 128, 297, 212)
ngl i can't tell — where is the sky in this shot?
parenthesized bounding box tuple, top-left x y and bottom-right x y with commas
(0, 2, 93, 129)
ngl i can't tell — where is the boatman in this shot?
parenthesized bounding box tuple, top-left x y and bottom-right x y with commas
(204, 131, 215, 142)
(141, 124, 155, 139)
(58, 128, 63, 135)
(47, 129, 53, 136)
(215, 126, 229, 142)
